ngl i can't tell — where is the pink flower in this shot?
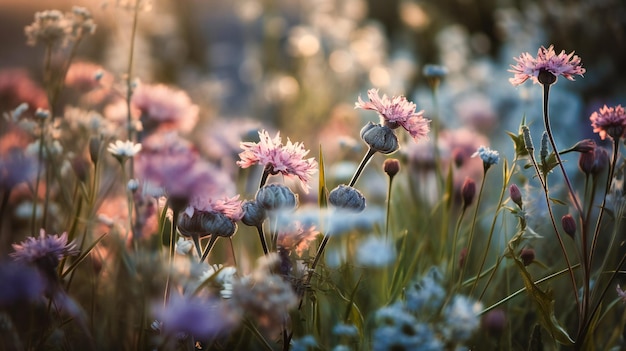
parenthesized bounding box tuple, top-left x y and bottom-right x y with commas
(131, 83, 198, 134)
(186, 195, 244, 222)
(509, 45, 585, 86)
(277, 221, 319, 256)
(237, 130, 317, 191)
(354, 89, 430, 142)
(136, 133, 235, 206)
(590, 104, 626, 140)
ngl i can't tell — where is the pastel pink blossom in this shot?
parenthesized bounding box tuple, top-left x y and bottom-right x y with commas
(590, 104, 626, 140)
(131, 83, 199, 134)
(237, 130, 317, 191)
(186, 195, 244, 221)
(509, 45, 585, 86)
(354, 89, 430, 142)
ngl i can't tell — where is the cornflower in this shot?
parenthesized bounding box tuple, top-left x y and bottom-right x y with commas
(237, 130, 317, 191)
(10, 229, 79, 277)
(509, 45, 585, 86)
(472, 145, 499, 170)
(590, 104, 626, 141)
(355, 89, 430, 142)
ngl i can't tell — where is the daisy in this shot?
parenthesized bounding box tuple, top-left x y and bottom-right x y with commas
(107, 139, 142, 158)
(355, 89, 430, 142)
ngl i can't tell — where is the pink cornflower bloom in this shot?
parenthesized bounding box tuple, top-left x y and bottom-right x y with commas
(237, 130, 317, 191)
(131, 83, 199, 134)
(590, 104, 626, 140)
(509, 45, 585, 86)
(277, 221, 319, 256)
(186, 195, 243, 221)
(354, 89, 430, 142)
(11, 229, 79, 267)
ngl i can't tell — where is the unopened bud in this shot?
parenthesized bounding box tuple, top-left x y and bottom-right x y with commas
(578, 150, 595, 175)
(70, 156, 89, 183)
(383, 158, 400, 178)
(89, 136, 101, 164)
(256, 184, 298, 211)
(561, 214, 576, 239)
(461, 177, 476, 209)
(520, 248, 535, 266)
(241, 200, 267, 226)
(483, 309, 507, 337)
(571, 139, 596, 153)
(328, 184, 366, 212)
(509, 184, 523, 208)
(360, 122, 399, 154)
(522, 126, 534, 151)
(452, 148, 465, 168)
(591, 147, 609, 175)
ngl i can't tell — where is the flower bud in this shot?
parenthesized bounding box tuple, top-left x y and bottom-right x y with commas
(328, 184, 366, 212)
(591, 147, 609, 175)
(461, 177, 476, 209)
(70, 156, 89, 183)
(206, 213, 237, 237)
(509, 184, 523, 208)
(360, 122, 399, 154)
(578, 150, 595, 175)
(241, 200, 267, 227)
(483, 309, 507, 337)
(452, 148, 465, 168)
(571, 139, 596, 153)
(383, 158, 400, 178)
(522, 126, 534, 151)
(256, 184, 298, 211)
(88, 136, 101, 165)
(561, 214, 576, 239)
(35, 108, 50, 120)
(520, 248, 535, 266)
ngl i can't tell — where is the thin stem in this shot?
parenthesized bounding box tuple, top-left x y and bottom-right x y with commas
(589, 139, 619, 270)
(542, 84, 584, 220)
(31, 120, 46, 235)
(256, 224, 269, 255)
(163, 209, 179, 307)
(384, 175, 394, 239)
(527, 150, 580, 309)
(126, 2, 140, 142)
(259, 166, 271, 189)
(200, 235, 219, 263)
(349, 148, 376, 187)
(191, 234, 202, 259)
(449, 206, 467, 284)
(457, 173, 487, 290)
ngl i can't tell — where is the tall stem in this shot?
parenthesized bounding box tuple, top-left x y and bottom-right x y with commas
(349, 148, 376, 187)
(163, 208, 179, 306)
(256, 224, 269, 255)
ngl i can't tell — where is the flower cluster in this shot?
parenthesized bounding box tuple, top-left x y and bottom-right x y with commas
(589, 104, 626, 141)
(25, 7, 95, 48)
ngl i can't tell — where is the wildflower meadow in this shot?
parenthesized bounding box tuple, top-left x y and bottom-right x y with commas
(2, 1, 626, 350)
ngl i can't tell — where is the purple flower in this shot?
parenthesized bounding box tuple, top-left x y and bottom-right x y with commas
(237, 130, 317, 192)
(509, 45, 585, 86)
(154, 294, 238, 339)
(10, 229, 79, 268)
(590, 104, 626, 140)
(0, 261, 46, 306)
(0, 147, 38, 190)
(355, 89, 430, 142)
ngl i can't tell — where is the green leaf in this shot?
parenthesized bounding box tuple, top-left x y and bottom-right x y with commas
(507, 130, 529, 158)
(540, 152, 559, 179)
(511, 251, 574, 345)
(549, 197, 568, 206)
(61, 232, 108, 278)
(318, 145, 327, 209)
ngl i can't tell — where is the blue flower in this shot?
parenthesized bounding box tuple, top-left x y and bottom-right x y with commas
(472, 145, 500, 168)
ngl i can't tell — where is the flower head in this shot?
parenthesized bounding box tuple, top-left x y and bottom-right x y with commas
(590, 104, 626, 140)
(509, 45, 585, 86)
(276, 220, 319, 256)
(472, 145, 499, 169)
(107, 140, 142, 159)
(237, 130, 317, 191)
(10, 229, 79, 270)
(355, 89, 430, 142)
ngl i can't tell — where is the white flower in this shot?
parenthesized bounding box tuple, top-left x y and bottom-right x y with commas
(175, 237, 193, 255)
(356, 235, 396, 267)
(107, 140, 142, 158)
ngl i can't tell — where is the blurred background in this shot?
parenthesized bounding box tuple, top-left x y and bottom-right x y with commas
(1, 0, 626, 182)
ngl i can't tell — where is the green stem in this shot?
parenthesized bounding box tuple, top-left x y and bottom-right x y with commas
(384, 175, 394, 239)
(349, 148, 376, 187)
(256, 224, 269, 255)
(457, 171, 487, 289)
(200, 235, 219, 263)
